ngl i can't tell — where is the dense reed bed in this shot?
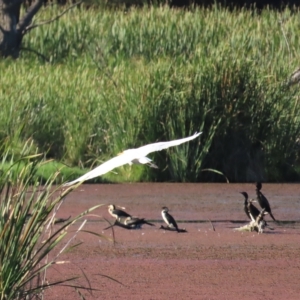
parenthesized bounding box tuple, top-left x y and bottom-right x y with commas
(1, 5, 299, 182)
(0, 142, 105, 299)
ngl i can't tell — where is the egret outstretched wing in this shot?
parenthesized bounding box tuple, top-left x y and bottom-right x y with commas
(63, 152, 137, 186)
(63, 131, 202, 186)
(129, 132, 202, 158)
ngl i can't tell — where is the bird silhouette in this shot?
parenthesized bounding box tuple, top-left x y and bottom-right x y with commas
(255, 182, 276, 221)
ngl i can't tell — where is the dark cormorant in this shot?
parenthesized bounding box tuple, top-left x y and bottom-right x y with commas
(240, 192, 260, 221)
(255, 182, 276, 221)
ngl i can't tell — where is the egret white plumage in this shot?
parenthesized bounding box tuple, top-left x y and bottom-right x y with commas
(63, 132, 201, 186)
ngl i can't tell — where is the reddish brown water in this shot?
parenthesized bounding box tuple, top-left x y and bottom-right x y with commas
(45, 183, 300, 299)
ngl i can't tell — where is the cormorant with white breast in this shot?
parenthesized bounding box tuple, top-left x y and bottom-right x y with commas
(104, 214, 154, 230)
(108, 204, 131, 221)
(161, 206, 179, 232)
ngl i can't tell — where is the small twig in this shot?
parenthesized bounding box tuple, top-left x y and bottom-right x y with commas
(24, 1, 83, 34)
(20, 47, 49, 62)
(103, 218, 116, 246)
(18, 0, 44, 34)
(54, 219, 87, 261)
(46, 198, 65, 231)
(208, 219, 215, 231)
(42, 197, 69, 288)
(279, 18, 291, 64)
(102, 222, 116, 231)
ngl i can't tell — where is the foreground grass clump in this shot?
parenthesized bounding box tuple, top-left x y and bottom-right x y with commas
(0, 151, 104, 299)
(1, 5, 300, 182)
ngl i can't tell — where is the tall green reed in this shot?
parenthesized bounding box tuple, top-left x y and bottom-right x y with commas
(0, 141, 105, 299)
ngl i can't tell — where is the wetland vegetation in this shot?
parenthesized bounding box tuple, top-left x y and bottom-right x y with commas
(1, 4, 300, 183)
(0, 3, 300, 298)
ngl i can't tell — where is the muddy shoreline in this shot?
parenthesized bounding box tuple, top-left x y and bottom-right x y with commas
(45, 183, 300, 299)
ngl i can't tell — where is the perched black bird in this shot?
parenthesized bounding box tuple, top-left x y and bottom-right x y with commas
(108, 204, 131, 220)
(240, 192, 260, 221)
(255, 182, 276, 221)
(247, 198, 262, 221)
(240, 192, 269, 233)
(161, 206, 179, 232)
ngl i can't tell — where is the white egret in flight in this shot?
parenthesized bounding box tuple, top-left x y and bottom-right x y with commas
(63, 132, 202, 186)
